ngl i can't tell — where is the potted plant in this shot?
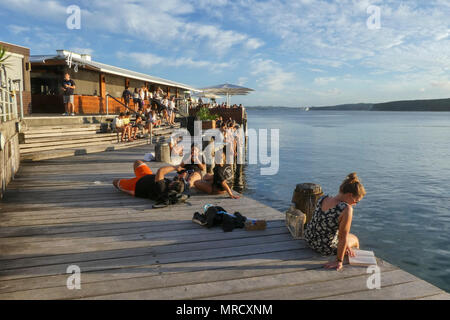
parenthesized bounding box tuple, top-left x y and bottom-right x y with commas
(196, 106, 218, 130)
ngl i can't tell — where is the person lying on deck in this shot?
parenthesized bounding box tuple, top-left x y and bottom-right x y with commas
(194, 146, 240, 199)
(304, 172, 366, 271)
(113, 160, 185, 203)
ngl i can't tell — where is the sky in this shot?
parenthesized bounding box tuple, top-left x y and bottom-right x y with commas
(1, 0, 449, 107)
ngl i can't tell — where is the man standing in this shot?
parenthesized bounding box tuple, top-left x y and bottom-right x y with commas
(62, 72, 76, 116)
(122, 86, 132, 108)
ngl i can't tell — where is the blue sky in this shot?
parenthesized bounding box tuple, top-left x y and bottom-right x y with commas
(1, 0, 449, 107)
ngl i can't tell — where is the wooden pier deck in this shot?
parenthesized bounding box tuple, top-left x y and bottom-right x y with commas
(0, 145, 449, 300)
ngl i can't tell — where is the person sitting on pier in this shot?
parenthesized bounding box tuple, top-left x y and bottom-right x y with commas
(131, 115, 144, 139)
(169, 135, 184, 157)
(112, 112, 132, 142)
(304, 173, 366, 271)
(113, 161, 185, 202)
(149, 109, 162, 128)
(194, 146, 240, 199)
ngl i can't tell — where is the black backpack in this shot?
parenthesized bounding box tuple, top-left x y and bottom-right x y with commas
(196, 206, 247, 232)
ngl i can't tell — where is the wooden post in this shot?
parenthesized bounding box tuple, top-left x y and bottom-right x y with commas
(291, 183, 324, 223)
(99, 73, 106, 114)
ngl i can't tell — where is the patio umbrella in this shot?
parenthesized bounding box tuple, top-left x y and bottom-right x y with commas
(200, 83, 254, 106)
(192, 92, 223, 100)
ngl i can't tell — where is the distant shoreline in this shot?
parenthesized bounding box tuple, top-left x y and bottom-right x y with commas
(247, 97, 450, 112)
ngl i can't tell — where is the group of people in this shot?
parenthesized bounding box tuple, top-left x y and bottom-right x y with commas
(122, 85, 178, 126)
(112, 107, 165, 143)
(114, 86, 181, 142)
(217, 117, 244, 163)
(113, 141, 367, 271)
(113, 144, 240, 205)
(194, 101, 243, 109)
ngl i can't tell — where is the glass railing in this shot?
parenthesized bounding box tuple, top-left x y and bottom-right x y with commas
(0, 68, 19, 124)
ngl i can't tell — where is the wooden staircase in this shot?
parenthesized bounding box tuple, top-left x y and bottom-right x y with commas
(19, 117, 181, 161)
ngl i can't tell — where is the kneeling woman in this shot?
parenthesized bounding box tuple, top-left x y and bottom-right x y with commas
(304, 173, 366, 271)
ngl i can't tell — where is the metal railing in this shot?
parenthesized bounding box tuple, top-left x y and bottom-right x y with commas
(105, 94, 135, 115)
(105, 94, 154, 144)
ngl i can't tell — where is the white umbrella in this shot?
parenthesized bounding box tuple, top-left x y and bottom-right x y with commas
(192, 92, 223, 100)
(200, 83, 254, 106)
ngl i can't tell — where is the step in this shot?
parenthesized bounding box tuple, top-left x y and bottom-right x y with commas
(20, 139, 119, 154)
(20, 135, 119, 150)
(23, 130, 100, 139)
(24, 125, 101, 134)
(21, 126, 175, 144)
(22, 133, 118, 144)
(20, 139, 152, 162)
(23, 115, 115, 127)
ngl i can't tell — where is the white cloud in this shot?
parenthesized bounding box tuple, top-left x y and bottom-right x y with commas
(7, 24, 31, 34)
(221, 0, 450, 76)
(250, 58, 297, 92)
(70, 47, 94, 55)
(245, 38, 265, 50)
(431, 80, 450, 90)
(3, 0, 450, 106)
(1, 0, 263, 55)
(119, 52, 232, 70)
(238, 77, 248, 86)
(314, 77, 337, 86)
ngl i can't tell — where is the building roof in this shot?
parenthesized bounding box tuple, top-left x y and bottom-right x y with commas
(30, 50, 199, 92)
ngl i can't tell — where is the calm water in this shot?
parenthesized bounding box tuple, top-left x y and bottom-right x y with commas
(241, 108, 450, 292)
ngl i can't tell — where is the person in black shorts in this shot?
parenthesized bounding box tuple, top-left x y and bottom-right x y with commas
(194, 146, 240, 199)
(113, 160, 185, 202)
(62, 72, 76, 116)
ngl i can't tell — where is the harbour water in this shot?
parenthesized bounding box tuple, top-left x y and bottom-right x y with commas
(240, 108, 450, 292)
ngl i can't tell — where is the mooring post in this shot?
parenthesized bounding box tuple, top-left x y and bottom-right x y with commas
(291, 183, 324, 224)
(155, 141, 170, 164)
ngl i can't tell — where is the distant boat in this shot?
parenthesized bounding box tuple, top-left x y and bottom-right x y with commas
(299, 107, 310, 111)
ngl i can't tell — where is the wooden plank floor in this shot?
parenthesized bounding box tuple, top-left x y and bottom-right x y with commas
(0, 145, 449, 300)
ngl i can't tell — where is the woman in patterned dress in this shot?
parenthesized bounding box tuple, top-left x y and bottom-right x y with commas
(304, 173, 366, 271)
